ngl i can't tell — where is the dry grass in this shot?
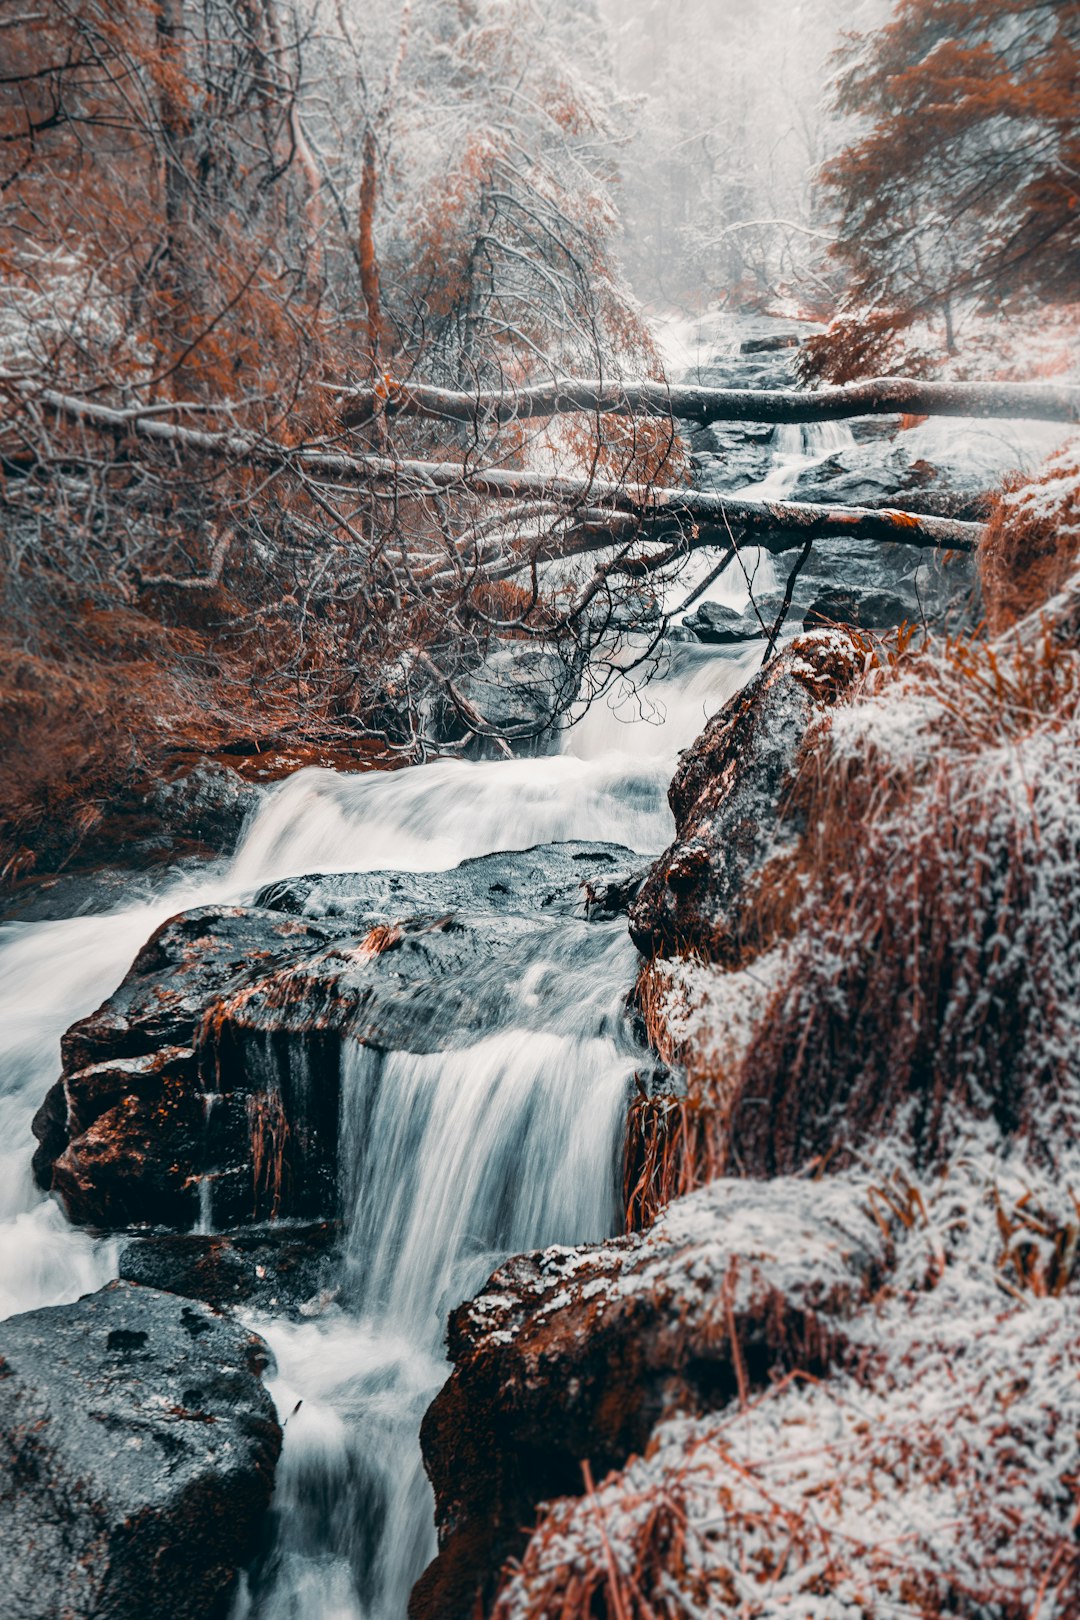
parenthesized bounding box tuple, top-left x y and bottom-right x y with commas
(732, 620, 1080, 1177)
(0, 628, 204, 881)
(0, 591, 399, 882)
(624, 1090, 725, 1235)
(979, 450, 1080, 633)
(633, 533, 1080, 1201)
(624, 956, 754, 1231)
(493, 1341, 1080, 1619)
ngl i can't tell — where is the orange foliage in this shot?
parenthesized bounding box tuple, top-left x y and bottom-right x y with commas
(806, 1, 1080, 381)
(636, 591, 1080, 1207)
(979, 451, 1080, 633)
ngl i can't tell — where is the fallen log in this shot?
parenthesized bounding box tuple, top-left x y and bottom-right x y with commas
(29, 386, 983, 552)
(346, 454, 982, 551)
(337, 375, 1080, 429)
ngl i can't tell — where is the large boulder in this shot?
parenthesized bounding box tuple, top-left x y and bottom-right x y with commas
(0, 1280, 280, 1620)
(628, 632, 860, 959)
(682, 598, 776, 644)
(430, 643, 579, 756)
(33, 842, 641, 1230)
(31, 905, 345, 1229)
(412, 1175, 888, 1620)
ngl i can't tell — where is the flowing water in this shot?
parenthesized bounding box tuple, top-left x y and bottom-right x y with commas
(0, 314, 861, 1616)
(0, 626, 760, 1616)
(673, 418, 858, 616)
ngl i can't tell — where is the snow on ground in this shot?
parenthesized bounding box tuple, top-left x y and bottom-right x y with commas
(494, 1143, 1080, 1620)
(645, 947, 790, 1089)
(490, 591, 1080, 1618)
(466, 1172, 887, 1352)
(898, 414, 1070, 490)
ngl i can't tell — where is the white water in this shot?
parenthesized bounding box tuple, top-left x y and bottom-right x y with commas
(741, 420, 856, 504)
(245, 977, 637, 1620)
(0, 629, 758, 1616)
(671, 419, 858, 618)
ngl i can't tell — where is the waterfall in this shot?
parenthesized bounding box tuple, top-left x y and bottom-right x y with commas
(738, 418, 856, 504)
(0, 313, 817, 1620)
(671, 412, 859, 619)
(235, 924, 639, 1619)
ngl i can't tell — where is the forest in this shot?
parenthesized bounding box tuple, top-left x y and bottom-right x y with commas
(0, 1, 1078, 1617)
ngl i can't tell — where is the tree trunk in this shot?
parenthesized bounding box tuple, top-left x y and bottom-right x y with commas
(153, 0, 194, 385)
(358, 127, 383, 375)
(338, 375, 1080, 430)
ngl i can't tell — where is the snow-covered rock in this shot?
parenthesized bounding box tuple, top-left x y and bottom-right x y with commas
(414, 1176, 890, 1620)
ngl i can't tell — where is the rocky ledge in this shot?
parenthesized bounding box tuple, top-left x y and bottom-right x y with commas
(0, 1280, 280, 1620)
(32, 841, 644, 1231)
(628, 631, 859, 960)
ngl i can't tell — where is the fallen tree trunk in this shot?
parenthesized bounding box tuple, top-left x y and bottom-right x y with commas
(357, 455, 982, 550)
(29, 386, 983, 552)
(337, 375, 1080, 429)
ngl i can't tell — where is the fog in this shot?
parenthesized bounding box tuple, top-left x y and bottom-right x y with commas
(598, 0, 893, 309)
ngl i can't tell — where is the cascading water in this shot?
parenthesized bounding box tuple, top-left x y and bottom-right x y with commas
(0, 310, 805, 1616)
(241, 931, 639, 1620)
(742, 419, 856, 502)
(0, 623, 759, 1616)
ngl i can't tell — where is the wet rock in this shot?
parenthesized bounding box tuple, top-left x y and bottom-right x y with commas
(788, 538, 976, 630)
(0, 1279, 280, 1620)
(690, 422, 775, 491)
(146, 761, 261, 853)
(791, 440, 994, 526)
(119, 1221, 340, 1314)
(413, 1176, 888, 1620)
(740, 332, 800, 354)
(1, 865, 180, 926)
(628, 632, 860, 958)
(34, 843, 641, 1230)
(803, 586, 910, 631)
(682, 599, 775, 643)
(432, 643, 579, 757)
(32, 906, 343, 1228)
(254, 840, 641, 922)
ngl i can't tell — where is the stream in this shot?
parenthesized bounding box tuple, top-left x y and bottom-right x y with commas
(0, 626, 760, 1616)
(0, 314, 1032, 1617)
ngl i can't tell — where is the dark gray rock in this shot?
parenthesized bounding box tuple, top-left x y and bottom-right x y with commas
(682, 599, 774, 644)
(803, 587, 910, 631)
(33, 843, 641, 1231)
(253, 839, 641, 921)
(740, 333, 800, 354)
(629, 633, 861, 959)
(147, 762, 261, 853)
(433, 644, 579, 757)
(119, 1221, 340, 1314)
(0, 1280, 280, 1620)
(790, 441, 993, 524)
(690, 422, 775, 492)
(762, 538, 977, 635)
